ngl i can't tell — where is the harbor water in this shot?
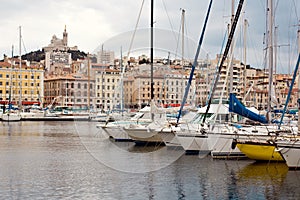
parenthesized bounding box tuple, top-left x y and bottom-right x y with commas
(0, 121, 300, 199)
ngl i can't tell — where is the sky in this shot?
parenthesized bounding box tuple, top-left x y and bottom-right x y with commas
(0, 0, 299, 74)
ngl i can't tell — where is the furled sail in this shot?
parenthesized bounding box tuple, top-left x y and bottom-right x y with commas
(229, 93, 268, 124)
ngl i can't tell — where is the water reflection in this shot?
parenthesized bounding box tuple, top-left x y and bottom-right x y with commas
(237, 162, 289, 199)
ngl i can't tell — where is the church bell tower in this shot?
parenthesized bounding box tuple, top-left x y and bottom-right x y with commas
(63, 25, 68, 47)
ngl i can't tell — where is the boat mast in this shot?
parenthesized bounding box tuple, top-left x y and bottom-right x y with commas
(9, 45, 14, 111)
(243, 19, 248, 100)
(181, 9, 185, 68)
(19, 26, 22, 108)
(87, 53, 90, 111)
(267, 0, 274, 122)
(229, 0, 234, 95)
(181, 9, 185, 101)
(176, 0, 213, 124)
(202, 0, 244, 125)
(150, 0, 154, 120)
(120, 46, 124, 114)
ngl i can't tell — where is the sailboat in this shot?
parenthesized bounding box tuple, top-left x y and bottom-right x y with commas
(175, 0, 245, 155)
(233, 0, 298, 162)
(123, 0, 173, 145)
(2, 43, 21, 122)
(276, 51, 300, 168)
(277, 135, 300, 169)
(2, 30, 22, 121)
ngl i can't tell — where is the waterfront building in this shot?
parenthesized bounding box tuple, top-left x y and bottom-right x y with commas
(97, 50, 115, 65)
(93, 65, 121, 111)
(44, 74, 95, 109)
(207, 54, 244, 101)
(194, 59, 210, 107)
(274, 74, 297, 108)
(123, 64, 195, 109)
(0, 58, 44, 106)
(248, 72, 297, 110)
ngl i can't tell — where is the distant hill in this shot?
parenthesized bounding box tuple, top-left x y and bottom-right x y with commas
(22, 49, 45, 62)
(67, 49, 87, 60)
(21, 49, 87, 62)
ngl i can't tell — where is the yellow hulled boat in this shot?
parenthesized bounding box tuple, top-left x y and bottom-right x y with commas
(236, 140, 284, 161)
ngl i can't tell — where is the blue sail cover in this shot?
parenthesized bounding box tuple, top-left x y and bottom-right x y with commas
(229, 93, 268, 124)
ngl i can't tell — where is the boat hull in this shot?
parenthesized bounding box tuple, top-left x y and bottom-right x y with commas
(20, 112, 45, 120)
(277, 140, 300, 169)
(124, 126, 163, 143)
(208, 133, 245, 158)
(236, 141, 284, 161)
(97, 124, 132, 141)
(176, 132, 210, 154)
(1, 113, 21, 121)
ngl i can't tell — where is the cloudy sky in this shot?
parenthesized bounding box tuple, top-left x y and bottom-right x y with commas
(0, 0, 299, 73)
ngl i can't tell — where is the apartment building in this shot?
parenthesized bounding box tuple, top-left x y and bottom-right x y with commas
(44, 74, 95, 109)
(0, 59, 44, 106)
(123, 64, 195, 109)
(94, 67, 121, 111)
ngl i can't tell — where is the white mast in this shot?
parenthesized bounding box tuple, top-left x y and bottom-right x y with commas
(87, 53, 90, 111)
(181, 9, 185, 102)
(267, 0, 274, 121)
(120, 47, 124, 113)
(19, 26, 22, 108)
(243, 19, 248, 101)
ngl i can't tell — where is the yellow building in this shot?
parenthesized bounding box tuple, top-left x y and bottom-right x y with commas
(0, 58, 44, 107)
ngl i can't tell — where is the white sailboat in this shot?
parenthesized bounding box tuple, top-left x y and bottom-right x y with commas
(97, 105, 153, 141)
(232, 0, 300, 162)
(277, 136, 300, 169)
(2, 41, 21, 122)
(175, 0, 245, 155)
